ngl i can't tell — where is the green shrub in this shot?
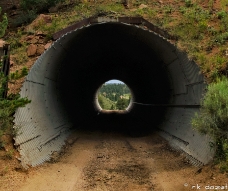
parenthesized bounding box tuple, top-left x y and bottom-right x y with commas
(0, 58, 31, 144)
(0, 7, 8, 38)
(192, 77, 228, 170)
(217, 10, 227, 19)
(215, 32, 228, 45)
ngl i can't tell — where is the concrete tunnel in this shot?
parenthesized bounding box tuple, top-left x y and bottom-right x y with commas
(14, 18, 214, 167)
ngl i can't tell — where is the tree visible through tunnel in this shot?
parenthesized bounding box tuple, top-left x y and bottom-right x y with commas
(98, 80, 132, 110)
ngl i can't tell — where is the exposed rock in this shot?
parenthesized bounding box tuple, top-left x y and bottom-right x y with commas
(38, 39, 44, 44)
(25, 14, 52, 30)
(0, 39, 6, 48)
(36, 31, 45, 36)
(25, 35, 34, 41)
(44, 42, 52, 50)
(27, 44, 37, 57)
(30, 37, 39, 44)
(139, 4, 148, 9)
(36, 45, 45, 55)
(22, 35, 40, 44)
(37, 36, 46, 44)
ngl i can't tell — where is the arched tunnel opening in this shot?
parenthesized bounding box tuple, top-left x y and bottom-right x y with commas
(56, 23, 171, 134)
(14, 20, 214, 167)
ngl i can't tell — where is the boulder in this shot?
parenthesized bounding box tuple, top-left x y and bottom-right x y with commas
(36, 45, 45, 55)
(44, 42, 52, 50)
(27, 44, 37, 57)
(30, 37, 39, 44)
(25, 14, 52, 31)
(0, 39, 6, 48)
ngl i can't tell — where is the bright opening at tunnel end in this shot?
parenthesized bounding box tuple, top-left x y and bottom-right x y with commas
(97, 80, 132, 111)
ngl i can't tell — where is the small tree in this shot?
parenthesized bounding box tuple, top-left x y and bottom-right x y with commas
(116, 98, 128, 110)
(110, 104, 114, 110)
(0, 7, 8, 38)
(0, 63, 30, 148)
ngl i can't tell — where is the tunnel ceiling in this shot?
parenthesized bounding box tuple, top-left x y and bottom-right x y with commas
(14, 17, 214, 167)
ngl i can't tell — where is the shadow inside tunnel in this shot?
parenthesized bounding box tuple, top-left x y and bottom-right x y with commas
(73, 108, 165, 138)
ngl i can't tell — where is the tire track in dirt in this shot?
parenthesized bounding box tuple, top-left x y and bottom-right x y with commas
(82, 135, 156, 191)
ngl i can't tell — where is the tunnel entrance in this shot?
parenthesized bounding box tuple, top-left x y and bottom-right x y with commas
(14, 17, 214, 167)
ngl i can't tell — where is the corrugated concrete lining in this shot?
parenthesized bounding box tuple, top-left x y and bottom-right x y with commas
(14, 18, 214, 167)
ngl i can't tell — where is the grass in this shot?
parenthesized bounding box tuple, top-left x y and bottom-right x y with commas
(123, 94, 130, 99)
(98, 94, 115, 110)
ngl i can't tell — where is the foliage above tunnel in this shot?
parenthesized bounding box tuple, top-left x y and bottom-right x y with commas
(1, 0, 227, 83)
(4, 0, 226, 82)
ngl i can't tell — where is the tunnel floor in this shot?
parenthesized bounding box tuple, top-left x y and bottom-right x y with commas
(14, 130, 225, 191)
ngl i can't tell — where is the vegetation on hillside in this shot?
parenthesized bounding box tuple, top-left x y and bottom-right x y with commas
(98, 83, 131, 110)
(0, 7, 8, 38)
(0, 65, 31, 150)
(0, 10, 30, 150)
(6, 0, 227, 82)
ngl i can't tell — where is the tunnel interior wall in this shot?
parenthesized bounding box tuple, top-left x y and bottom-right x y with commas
(14, 20, 214, 167)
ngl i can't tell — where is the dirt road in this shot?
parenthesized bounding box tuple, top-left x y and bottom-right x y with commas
(8, 132, 225, 191)
(1, 130, 228, 191)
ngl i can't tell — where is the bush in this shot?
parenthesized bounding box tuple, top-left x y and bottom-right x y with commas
(192, 77, 228, 138)
(215, 32, 228, 45)
(20, 0, 63, 13)
(192, 77, 228, 170)
(0, 7, 8, 38)
(0, 58, 30, 147)
(217, 10, 227, 19)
